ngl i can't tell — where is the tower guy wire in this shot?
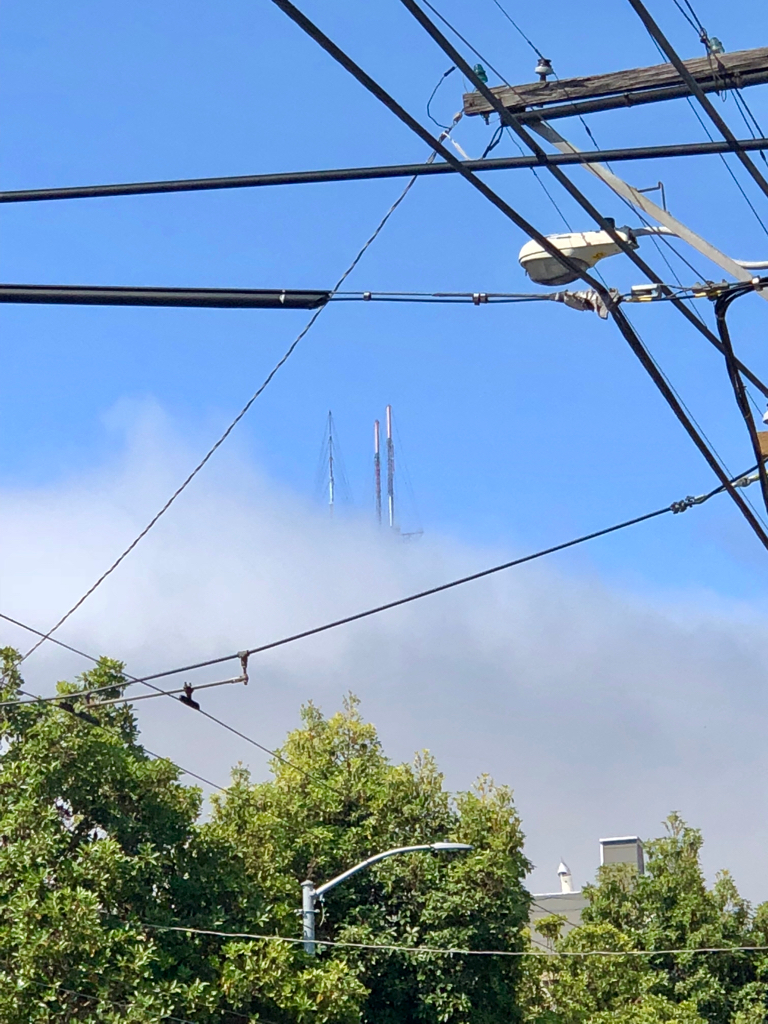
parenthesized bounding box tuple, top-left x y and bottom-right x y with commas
(17, 156, 439, 668)
(267, 0, 768, 548)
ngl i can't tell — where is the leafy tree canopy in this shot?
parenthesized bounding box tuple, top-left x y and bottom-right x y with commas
(523, 814, 768, 1024)
(0, 649, 531, 1023)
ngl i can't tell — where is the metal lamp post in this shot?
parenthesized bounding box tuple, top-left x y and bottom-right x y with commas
(300, 841, 473, 954)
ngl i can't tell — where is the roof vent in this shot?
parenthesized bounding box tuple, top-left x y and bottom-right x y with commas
(557, 861, 574, 893)
(600, 836, 644, 874)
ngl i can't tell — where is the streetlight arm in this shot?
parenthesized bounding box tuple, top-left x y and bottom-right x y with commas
(633, 226, 768, 268)
(314, 844, 440, 898)
(300, 841, 471, 954)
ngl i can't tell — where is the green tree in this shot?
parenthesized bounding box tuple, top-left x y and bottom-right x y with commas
(0, 650, 366, 1023)
(523, 814, 768, 1024)
(0, 651, 532, 1023)
(210, 694, 532, 1024)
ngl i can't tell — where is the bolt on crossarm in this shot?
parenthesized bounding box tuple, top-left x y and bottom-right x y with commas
(300, 841, 472, 954)
(713, 281, 768, 516)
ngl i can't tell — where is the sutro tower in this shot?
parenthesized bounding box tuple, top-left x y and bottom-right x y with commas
(374, 419, 382, 525)
(386, 405, 395, 530)
(327, 411, 336, 516)
(374, 406, 397, 530)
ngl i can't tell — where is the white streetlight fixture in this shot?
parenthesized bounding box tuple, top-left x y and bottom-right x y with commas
(518, 226, 768, 286)
(300, 841, 473, 954)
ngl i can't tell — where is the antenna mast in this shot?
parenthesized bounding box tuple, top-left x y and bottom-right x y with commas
(374, 419, 382, 525)
(327, 410, 335, 516)
(386, 404, 395, 530)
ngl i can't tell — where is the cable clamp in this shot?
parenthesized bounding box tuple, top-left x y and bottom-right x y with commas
(472, 293, 488, 305)
(363, 291, 371, 301)
(670, 494, 705, 514)
(238, 651, 249, 685)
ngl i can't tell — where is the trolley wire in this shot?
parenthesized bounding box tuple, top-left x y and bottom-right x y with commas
(3, 460, 759, 701)
(2, 613, 344, 796)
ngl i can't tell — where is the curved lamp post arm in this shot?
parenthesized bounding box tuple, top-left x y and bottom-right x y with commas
(315, 844, 442, 898)
(301, 841, 472, 954)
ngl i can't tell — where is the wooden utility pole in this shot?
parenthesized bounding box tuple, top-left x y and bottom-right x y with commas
(463, 47, 768, 122)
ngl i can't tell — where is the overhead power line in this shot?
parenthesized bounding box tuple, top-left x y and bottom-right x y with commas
(0, 285, 587, 309)
(271, 0, 768, 545)
(1, 613, 343, 796)
(626, 0, 768, 203)
(0, 285, 330, 309)
(4, 462, 758, 700)
(4, 139, 768, 206)
(398, 0, 761, 367)
(18, 166, 428, 666)
(139, 922, 768, 959)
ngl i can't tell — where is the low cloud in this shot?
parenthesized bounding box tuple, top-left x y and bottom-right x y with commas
(2, 402, 767, 903)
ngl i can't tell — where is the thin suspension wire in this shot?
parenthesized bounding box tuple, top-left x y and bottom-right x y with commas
(670, 0, 703, 35)
(419, 0, 513, 86)
(684, 96, 768, 238)
(0, 614, 342, 794)
(503, 127, 574, 230)
(475, 0, 711, 318)
(139, 922, 768, 959)
(486, 0, 545, 58)
(18, 170, 429, 668)
(6, 464, 757, 699)
(730, 91, 768, 168)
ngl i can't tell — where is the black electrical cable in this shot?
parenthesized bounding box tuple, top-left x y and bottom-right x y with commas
(1, 613, 343, 795)
(486, 0, 545, 59)
(4, 140, 768, 205)
(0, 285, 331, 310)
(394, 0, 768, 400)
(626, 0, 768, 202)
(18, 170, 425, 667)
(426, 65, 457, 129)
(6, 460, 758, 697)
(266, 0, 768, 550)
(713, 284, 768, 514)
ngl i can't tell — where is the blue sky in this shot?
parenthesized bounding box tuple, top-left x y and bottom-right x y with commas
(3, 0, 768, 894)
(3, 0, 768, 593)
